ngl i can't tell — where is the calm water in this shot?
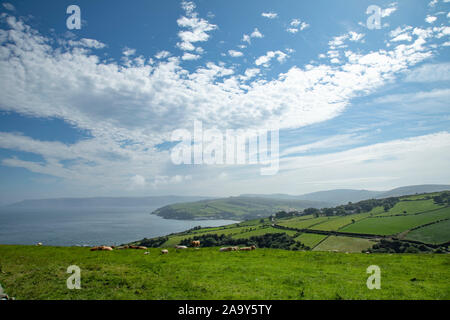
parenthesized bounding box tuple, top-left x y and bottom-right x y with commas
(0, 207, 238, 246)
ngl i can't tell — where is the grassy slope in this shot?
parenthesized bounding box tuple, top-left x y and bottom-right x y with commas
(375, 199, 443, 217)
(310, 212, 371, 231)
(313, 236, 376, 253)
(277, 216, 330, 229)
(294, 234, 327, 249)
(0, 245, 449, 300)
(152, 197, 327, 220)
(340, 207, 450, 236)
(405, 219, 450, 244)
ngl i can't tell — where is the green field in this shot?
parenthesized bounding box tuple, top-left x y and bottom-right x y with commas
(277, 216, 331, 229)
(313, 236, 376, 253)
(405, 219, 450, 245)
(294, 233, 327, 249)
(341, 207, 450, 236)
(375, 199, 443, 217)
(0, 245, 449, 300)
(310, 212, 371, 231)
(161, 225, 297, 247)
(230, 227, 297, 239)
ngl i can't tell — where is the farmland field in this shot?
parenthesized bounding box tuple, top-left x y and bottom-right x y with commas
(277, 216, 332, 229)
(375, 199, 443, 217)
(294, 233, 327, 248)
(340, 207, 450, 235)
(313, 236, 376, 253)
(0, 245, 449, 300)
(310, 212, 371, 231)
(230, 227, 297, 239)
(405, 219, 450, 245)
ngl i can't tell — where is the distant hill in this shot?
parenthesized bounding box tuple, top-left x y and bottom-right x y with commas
(239, 193, 301, 200)
(6, 196, 214, 209)
(376, 185, 450, 198)
(241, 185, 450, 206)
(152, 197, 329, 220)
(296, 189, 384, 205)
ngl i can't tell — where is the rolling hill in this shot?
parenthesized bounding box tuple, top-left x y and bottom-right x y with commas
(151, 196, 329, 220)
(4, 195, 214, 209)
(241, 184, 450, 205)
(139, 191, 450, 252)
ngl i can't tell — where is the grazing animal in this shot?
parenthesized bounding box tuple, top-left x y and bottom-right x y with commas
(191, 240, 200, 247)
(175, 245, 188, 249)
(129, 245, 147, 250)
(220, 246, 239, 252)
(90, 246, 113, 251)
(144, 252, 149, 255)
(161, 249, 169, 254)
(239, 245, 256, 251)
(36, 242, 43, 246)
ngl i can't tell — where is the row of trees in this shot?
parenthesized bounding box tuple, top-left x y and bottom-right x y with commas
(179, 232, 307, 250)
(297, 197, 400, 219)
(433, 192, 450, 206)
(367, 239, 448, 254)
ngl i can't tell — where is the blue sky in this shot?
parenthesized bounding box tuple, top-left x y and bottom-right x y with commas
(0, 0, 449, 204)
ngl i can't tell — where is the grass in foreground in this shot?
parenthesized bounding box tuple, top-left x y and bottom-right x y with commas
(0, 245, 449, 300)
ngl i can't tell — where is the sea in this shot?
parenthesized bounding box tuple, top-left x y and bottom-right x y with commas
(0, 207, 238, 246)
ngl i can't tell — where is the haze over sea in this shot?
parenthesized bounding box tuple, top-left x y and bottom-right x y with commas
(0, 207, 237, 246)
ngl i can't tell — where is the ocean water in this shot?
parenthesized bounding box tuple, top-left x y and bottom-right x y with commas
(0, 207, 238, 246)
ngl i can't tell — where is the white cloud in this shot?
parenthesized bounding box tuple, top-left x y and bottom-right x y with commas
(404, 63, 450, 82)
(255, 50, 288, 67)
(276, 132, 450, 191)
(425, 15, 438, 24)
(287, 19, 309, 33)
(389, 26, 413, 42)
(242, 28, 263, 44)
(182, 52, 200, 60)
(122, 47, 136, 56)
(382, 3, 398, 17)
(428, 0, 438, 7)
(373, 89, 450, 104)
(299, 22, 310, 30)
(281, 134, 365, 157)
(177, 41, 195, 51)
(262, 12, 277, 19)
(291, 19, 301, 27)
(239, 68, 260, 81)
(251, 28, 263, 38)
(329, 31, 365, 49)
(2, 3, 15, 11)
(348, 31, 364, 42)
(0, 12, 446, 192)
(176, 1, 217, 52)
(155, 50, 171, 59)
(67, 38, 106, 49)
(228, 50, 243, 57)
